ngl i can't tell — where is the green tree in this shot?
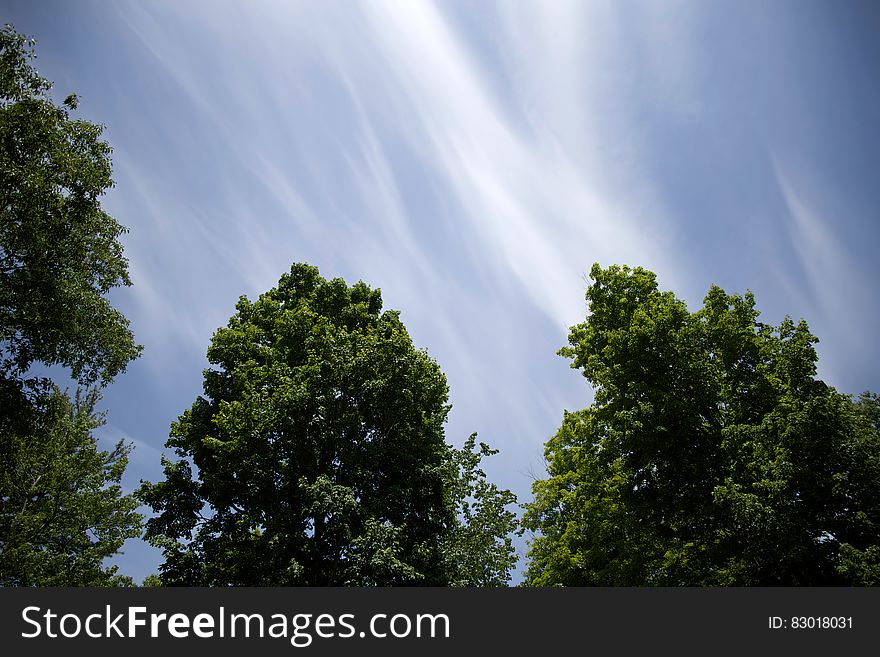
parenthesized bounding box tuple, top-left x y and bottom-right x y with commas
(442, 434, 519, 586)
(0, 25, 142, 585)
(0, 381, 141, 585)
(140, 263, 517, 586)
(523, 264, 880, 586)
(1, 24, 140, 386)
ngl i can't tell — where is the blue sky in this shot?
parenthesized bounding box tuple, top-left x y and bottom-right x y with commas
(5, 0, 879, 584)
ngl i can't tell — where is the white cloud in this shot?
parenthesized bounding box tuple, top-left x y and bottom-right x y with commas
(773, 157, 872, 383)
(351, 0, 678, 329)
(100, 0, 700, 468)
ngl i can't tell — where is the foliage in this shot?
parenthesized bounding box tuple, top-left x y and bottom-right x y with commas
(443, 434, 519, 586)
(0, 25, 142, 586)
(523, 264, 880, 586)
(0, 23, 140, 387)
(0, 380, 141, 585)
(141, 574, 163, 587)
(141, 263, 517, 586)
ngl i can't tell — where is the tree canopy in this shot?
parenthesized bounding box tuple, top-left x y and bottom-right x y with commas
(140, 263, 517, 586)
(0, 24, 142, 586)
(0, 381, 141, 585)
(0, 24, 140, 387)
(523, 264, 880, 586)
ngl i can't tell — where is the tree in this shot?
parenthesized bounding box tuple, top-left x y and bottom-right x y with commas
(140, 263, 517, 586)
(0, 381, 141, 585)
(442, 434, 519, 586)
(523, 263, 880, 586)
(1, 24, 140, 387)
(0, 25, 142, 585)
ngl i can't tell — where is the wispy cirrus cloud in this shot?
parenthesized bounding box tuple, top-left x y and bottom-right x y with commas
(104, 0, 693, 469)
(773, 157, 874, 385)
(114, 0, 681, 336)
(350, 0, 678, 328)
